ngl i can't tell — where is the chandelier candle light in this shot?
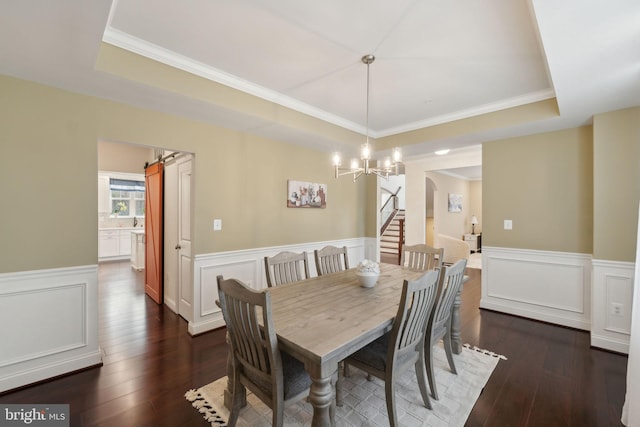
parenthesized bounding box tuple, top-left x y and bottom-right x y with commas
(332, 54, 402, 181)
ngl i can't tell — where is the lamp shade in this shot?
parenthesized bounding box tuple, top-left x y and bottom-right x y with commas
(471, 215, 479, 225)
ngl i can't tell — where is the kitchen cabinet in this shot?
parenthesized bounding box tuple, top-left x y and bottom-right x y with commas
(120, 231, 131, 257)
(99, 228, 139, 261)
(98, 230, 119, 258)
(131, 230, 145, 271)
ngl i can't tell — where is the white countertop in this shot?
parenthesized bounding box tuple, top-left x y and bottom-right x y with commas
(99, 227, 144, 231)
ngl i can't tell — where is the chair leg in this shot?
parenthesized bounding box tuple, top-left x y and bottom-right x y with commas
(335, 361, 344, 407)
(272, 397, 284, 427)
(443, 332, 458, 375)
(426, 344, 439, 400)
(344, 361, 351, 378)
(385, 372, 399, 427)
(415, 357, 432, 410)
(228, 374, 245, 427)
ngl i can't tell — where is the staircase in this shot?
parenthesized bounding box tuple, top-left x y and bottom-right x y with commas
(380, 209, 405, 260)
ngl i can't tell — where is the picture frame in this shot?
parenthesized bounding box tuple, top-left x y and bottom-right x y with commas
(287, 180, 327, 208)
(448, 193, 462, 212)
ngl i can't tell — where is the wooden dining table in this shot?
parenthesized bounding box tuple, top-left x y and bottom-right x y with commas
(223, 262, 465, 426)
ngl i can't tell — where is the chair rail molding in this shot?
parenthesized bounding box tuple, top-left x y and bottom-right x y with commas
(189, 238, 372, 335)
(0, 265, 102, 393)
(480, 246, 592, 331)
(591, 258, 634, 354)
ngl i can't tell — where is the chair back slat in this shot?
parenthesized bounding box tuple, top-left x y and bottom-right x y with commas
(314, 246, 350, 276)
(265, 251, 310, 287)
(431, 259, 467, 336)
(401, 244, 443, 271)
(217, 275, 312, 426)
(391, 269, 440, 357)
(340, 268, 440, 424)
(217, 276, 280, 388)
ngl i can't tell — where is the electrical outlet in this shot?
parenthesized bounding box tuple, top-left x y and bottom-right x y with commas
(504, 219, 513, 230)
(213, 219, 222, 231)
(611, 303, 623, 317)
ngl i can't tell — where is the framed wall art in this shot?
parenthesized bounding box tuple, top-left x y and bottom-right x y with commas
(287, 180, 327, 208)
(448, 193, 462, 212)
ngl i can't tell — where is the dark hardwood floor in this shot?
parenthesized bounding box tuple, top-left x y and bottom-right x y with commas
(1, 261, 627, 426)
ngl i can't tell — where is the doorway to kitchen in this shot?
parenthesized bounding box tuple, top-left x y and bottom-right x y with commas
(97, 140, 194, 322)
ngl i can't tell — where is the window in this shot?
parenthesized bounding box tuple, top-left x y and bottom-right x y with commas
(110, 179, 145, 217)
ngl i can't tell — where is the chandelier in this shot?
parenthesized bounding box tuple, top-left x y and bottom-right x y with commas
(332, 54, 402, 181)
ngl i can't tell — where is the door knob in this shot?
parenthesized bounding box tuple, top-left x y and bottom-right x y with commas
(175, 244, 181, 250)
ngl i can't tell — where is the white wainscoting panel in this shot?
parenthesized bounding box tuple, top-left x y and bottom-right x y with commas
(189, 238, 370, 335)
(591, 259, 634, 353)
(0, 265, 102, 392)
(480, 247, 592, 330)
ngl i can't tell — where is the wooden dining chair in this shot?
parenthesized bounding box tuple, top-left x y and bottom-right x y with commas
(264, 251, 310, 287)
(314, 245, 349, 276)
(339, 269, 440, 426)
(400, 243, 443, 271)
(425, 258, 467, 400)
(216, 275, 312, 427)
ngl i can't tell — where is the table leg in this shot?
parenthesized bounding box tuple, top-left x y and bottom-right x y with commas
(451, 288, 462, 354)
(309, 373, 334, 427)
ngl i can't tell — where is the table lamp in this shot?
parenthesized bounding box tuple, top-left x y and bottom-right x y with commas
(471, 214, 479, 235)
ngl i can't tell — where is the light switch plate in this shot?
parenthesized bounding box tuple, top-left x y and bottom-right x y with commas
(504, 219, 512, 230)
(213, 219, 222, 231)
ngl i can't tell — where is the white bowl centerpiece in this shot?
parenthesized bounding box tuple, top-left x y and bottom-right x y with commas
(356, 259, 380, 288)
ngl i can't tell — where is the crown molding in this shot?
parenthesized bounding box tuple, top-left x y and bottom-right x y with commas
(101, 26, 366, 135)
(102, 0, 554, 143)
(376, 89, 556, 138)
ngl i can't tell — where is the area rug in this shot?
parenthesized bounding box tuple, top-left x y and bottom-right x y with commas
(185, 344, 506, 426)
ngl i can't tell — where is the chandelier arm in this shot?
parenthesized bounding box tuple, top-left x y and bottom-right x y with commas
(368, 168, 391, 180)
(335, 166, 364, 178)
(351, 170, 364, 182)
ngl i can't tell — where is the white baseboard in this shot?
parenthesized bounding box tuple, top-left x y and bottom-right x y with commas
(480, 247, 592, 331)
(189, 238, 373, 335)
(0, 265, 102, 392)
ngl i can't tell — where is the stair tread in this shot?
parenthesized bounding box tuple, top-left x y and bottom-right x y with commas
(380, 208, 403, 257)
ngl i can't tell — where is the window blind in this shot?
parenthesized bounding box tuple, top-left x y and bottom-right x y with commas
(109, 178, 145, 192)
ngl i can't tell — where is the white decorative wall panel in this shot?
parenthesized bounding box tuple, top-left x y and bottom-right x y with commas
(592, 259, 634, 353)
(0, 284, 86, 367)
(189, 238, 369, 335)
(480, 247, 592, 330)
(0, 265, 101, 392)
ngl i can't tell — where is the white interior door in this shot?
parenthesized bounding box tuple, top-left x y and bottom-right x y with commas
(177, 156, 193, 320)
(163, 161, 179, 313)
(163, 153, 193, 321)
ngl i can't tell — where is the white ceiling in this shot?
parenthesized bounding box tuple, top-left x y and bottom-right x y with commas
(1, 0, 639, 179)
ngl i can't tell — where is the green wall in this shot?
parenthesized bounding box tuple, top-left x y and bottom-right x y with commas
(3, 70, 638, 275)
(0, 75, 368, 274)
(483, 126, 593, 253)
(593, 107, 640, 262)
(483, 109, 639, 263)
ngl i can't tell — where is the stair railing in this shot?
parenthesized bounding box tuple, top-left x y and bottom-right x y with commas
(380, 186, 402, 235)
(397, 218, 405, 265)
